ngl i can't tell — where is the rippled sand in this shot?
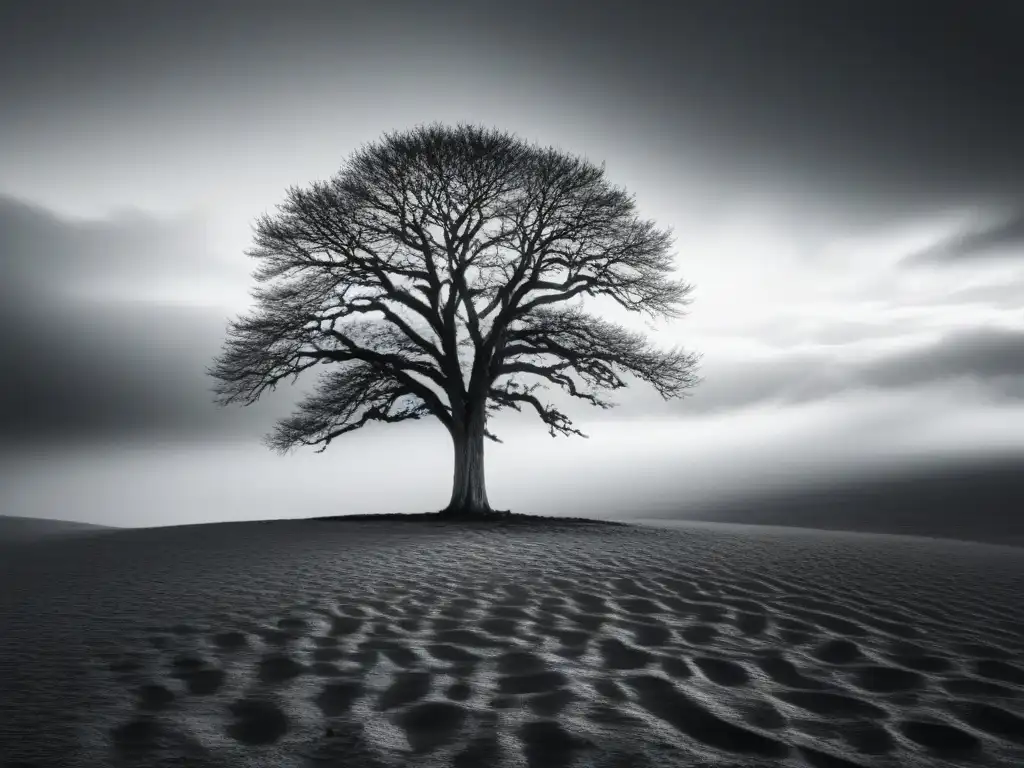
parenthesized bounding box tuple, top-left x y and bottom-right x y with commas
(1, 517, 1022, 767)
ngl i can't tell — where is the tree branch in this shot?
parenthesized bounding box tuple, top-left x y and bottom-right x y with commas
(487, 382, 588, 438)
(266, 363, 430, 454)
(210, 123, 701, 457)
(498, 305, 700, 397)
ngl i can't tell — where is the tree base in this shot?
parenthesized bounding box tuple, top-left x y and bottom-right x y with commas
(437, 505, 511, 521)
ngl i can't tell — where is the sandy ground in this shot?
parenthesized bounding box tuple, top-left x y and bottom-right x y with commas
(1, 517, 1023, 768)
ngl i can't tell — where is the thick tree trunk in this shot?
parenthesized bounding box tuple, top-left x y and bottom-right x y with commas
(440, 406, 497, 518)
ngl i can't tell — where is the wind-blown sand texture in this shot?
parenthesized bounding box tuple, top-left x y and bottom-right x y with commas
(1, 517, 1023, 767)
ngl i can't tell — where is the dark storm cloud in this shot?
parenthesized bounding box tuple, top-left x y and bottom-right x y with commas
(0, 196, 290, 444)
(0, 196, 235, 297)
(2, 0, 1023, 225)
(862, 327, 1024, 390)
(667, 326, 1024, 416)
(903, 211, 1024, 265)
(671, 354, 829, 415)
(0, 302, 232, 443)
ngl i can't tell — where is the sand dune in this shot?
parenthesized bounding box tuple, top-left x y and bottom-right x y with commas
(637, 455, 1024, 548)
(1, 516, 1022, 767)
(0, 514, 115, 544)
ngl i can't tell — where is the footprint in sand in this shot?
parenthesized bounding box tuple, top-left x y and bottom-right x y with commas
(257, 652, 306, 684)
(168, 653, 227, 695)
(952, 701, 1024, 746)
(975, 659, 1024, 686)
(598, 637, 652, 670)
(226, 697, 289, 745)
(848, 664, 925, 693)
(693, 656, 751, 687)
(316, 679, 365, 717)
(626, 674, 789, 758)
(754, 653, 830, 690)
(398, 700, 469, 753)
(898, 719, 981, 756)
(680, 623, 718, 645)
(812, 638, 864, 664)
(211, 630, 248, 650)
(378, 670, 432, 711)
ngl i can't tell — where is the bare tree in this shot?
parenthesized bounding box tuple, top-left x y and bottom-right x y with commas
(209, 123, 701, 519)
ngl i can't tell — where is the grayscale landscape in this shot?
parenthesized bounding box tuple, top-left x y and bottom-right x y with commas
(1, 1, 1023, 766)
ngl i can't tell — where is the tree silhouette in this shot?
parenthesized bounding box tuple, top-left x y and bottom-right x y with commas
(209, 123, 701, 518)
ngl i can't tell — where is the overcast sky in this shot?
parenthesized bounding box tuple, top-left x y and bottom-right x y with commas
(2, 0, 1023, 530)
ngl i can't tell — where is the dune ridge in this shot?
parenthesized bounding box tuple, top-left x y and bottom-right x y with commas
(634, 455, 1024, 548)
(1, 517, 1022, 767)
(0, 514, 116, 544)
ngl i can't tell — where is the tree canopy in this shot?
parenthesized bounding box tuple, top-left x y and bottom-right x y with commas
(209, 123, 701, 516)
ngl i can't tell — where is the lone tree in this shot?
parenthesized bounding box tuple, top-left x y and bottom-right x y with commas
(209, 123, 701, 519)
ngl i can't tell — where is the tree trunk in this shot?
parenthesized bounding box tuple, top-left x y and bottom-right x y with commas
(440, 406, 496, 518)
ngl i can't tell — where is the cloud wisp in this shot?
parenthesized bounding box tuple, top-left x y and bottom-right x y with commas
(903, 210, 1024, 266)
